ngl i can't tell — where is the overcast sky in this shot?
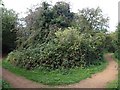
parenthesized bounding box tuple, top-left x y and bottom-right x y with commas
(3, 0, 119, 32)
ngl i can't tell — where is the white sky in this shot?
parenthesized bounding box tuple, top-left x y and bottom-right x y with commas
(3, 0, 119, 32)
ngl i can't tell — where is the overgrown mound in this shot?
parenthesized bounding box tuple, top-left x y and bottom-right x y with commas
(7, 28, 106, 70)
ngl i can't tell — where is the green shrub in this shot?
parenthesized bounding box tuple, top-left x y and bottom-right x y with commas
(7, 28, 106, 70)
(114, 49, 118, 61)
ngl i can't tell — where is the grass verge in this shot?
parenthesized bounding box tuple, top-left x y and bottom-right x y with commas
(2, 58, 108, 86)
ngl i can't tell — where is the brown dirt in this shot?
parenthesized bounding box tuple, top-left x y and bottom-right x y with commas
(57, 54, 118, 88)
(2, 54, 118, 88)
(2, 68, 47, 88)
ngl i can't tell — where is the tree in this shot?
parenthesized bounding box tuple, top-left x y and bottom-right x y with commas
(52, 1, 74, 28)
(21, 1, 75, 48)
(25, 2, 52, 30)
(115, 23, 120, 59)
(23, 2, 54, 47)
(2, 7, 18, 54)
(104, 32, 117, 52)
(25, 1, 74, 30)
(74, 7, 109, 33)
(0, 0, 3, 55)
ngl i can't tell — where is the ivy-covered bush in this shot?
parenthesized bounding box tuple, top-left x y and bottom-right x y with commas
(7, 28, 106, 70)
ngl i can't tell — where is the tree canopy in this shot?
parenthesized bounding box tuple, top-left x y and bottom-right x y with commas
(2, 7, 18, 54)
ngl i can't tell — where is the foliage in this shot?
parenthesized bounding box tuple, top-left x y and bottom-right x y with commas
(116, 23, 120, 60)
(26, 1, 74, 29)
(1, 80, 11, 89)
(20, 1, 75, 48)
(104, 32, 117, 53)
(25, 1, 74, 30)
(52, 2, 74, 28)
(3, 1, 113, 72)
(73, 7, 109, 33)
(7, 28, 106, 70)
(113, 23, 120, 60)
(16, 2, 110, 50)
(2, 7, 18, 54)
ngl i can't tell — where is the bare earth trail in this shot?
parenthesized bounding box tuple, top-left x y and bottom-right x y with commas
(2, 54, 118, 88)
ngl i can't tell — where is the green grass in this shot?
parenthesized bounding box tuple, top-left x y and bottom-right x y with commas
(2, 58, 108, 86)
(106, 80, 118, 89)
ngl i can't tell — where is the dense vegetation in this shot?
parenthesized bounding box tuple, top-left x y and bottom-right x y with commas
(2, 1, 118, 71)
(7, 28, 107, 70)
(2, 7, 17, 54)
(114, 23, 120, 60)
(1, 0, 119, 88)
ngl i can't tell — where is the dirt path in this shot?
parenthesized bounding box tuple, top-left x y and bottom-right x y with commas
(2, 68, 47, 88)
(2, 54, 118, 88)
(57, 54, 118, 88)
